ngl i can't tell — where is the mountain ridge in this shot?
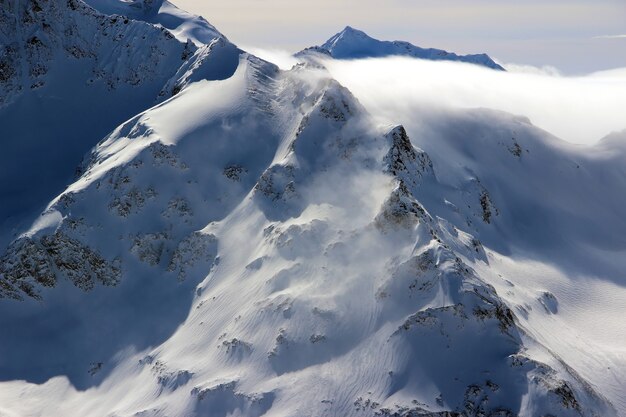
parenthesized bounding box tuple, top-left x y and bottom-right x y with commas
(0, 1, 624, 416)
(297, 26, 504, 70)
(0, 0, 232, 251)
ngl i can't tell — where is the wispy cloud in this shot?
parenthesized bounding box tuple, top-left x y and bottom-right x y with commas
(238, 45, 299, 70)
(248, 44, 626, 144)
(315, 56, 626, 145)
(593, 34, 626, 39)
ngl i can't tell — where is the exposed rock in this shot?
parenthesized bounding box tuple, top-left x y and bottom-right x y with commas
(384, 126, 434, 188)
(0, 231, 120, 299)
(168, 232, 217, 281)
(375, 182, 427, 232)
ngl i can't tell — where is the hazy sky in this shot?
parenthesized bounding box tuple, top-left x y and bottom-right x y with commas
(175, 0, 626, 74)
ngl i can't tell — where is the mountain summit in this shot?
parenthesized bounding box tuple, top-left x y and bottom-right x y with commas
(299, 26, 504, 70)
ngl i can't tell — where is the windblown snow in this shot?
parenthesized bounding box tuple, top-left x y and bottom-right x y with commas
(0, 1, 625, 416)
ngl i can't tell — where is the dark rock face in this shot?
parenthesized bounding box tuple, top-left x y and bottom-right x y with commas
(384, 125, 435, 188)
(0, 232, 120, 300)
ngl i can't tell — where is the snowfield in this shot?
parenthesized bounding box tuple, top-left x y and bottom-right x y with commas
(0, 1, 625, 416)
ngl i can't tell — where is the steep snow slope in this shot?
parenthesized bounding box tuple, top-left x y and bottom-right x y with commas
(404, 112, 626, 414)
(81, 0, 222, 45)
(0, 0, 226, 249)
(297, 26, 504, 70)
(0, 53, 269, 389)
(320, 60, 626, 413)
(0, 47, 618, 416)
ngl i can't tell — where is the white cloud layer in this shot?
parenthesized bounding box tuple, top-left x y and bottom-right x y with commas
(314, 57, 626, 145)
(593, 34, 626, 39)
(248, 48, 626, 144)
(239, 45, 300, 70)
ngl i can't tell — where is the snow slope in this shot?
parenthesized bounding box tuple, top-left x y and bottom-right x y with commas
(297, 26, 504, 70)
(317, 58, 626, 412)
(0, 1, 624, 417)
(0, 0, 227, 250)
(0, 62, 620, 417)
(80, 0, 222, 45)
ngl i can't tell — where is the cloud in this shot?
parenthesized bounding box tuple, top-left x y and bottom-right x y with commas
(316, 56, 626, 145)
(238, 45, 299, 70)
(593, 34, 626, 39)
(502, 63, 562, 76)
(247, 46, 626, 144)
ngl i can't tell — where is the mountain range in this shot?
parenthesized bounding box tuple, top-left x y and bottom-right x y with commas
(297, 26, 504, 70)
(0, 1, 624, 416)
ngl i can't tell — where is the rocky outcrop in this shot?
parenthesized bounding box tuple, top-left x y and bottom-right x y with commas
(0, 231, 120, 300)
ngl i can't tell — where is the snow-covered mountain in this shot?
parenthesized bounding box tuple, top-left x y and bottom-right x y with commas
(297, 26, 504, 70)
(1, 1, 625, 416)
(0, 0, 228, 249)
(80, 0, 222, 45)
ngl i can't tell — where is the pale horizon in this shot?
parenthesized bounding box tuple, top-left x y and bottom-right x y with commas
(175, 0, 626, 74)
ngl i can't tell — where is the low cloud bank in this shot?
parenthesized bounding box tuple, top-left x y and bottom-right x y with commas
(322, 57, 626, 145)
(248, 47, 626, 145)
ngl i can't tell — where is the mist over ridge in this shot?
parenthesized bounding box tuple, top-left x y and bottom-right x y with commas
(246, 45, 626, 145)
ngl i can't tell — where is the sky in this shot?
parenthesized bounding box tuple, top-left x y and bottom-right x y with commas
(175, 0, 626, 74)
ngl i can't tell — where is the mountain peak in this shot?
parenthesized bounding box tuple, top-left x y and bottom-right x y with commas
(340, 25, 364, 35)
(304, 26, 504, 70)
(324, 26, 369, 43)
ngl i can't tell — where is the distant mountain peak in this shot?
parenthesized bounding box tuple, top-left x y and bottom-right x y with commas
(300, 26, 504, 70)
(322, 26, 369, 48)
(339, 25, 363, 35)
